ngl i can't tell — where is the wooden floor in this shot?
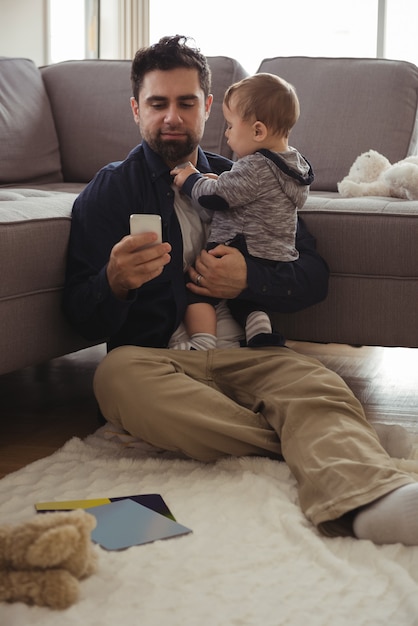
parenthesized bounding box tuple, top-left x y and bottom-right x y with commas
(1, 341, 418, 479)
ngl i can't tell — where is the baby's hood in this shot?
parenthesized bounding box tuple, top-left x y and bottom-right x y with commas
(259, 147, 314, 208)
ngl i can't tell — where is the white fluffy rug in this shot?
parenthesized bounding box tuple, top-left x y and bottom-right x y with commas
(2, 426, 418, 625)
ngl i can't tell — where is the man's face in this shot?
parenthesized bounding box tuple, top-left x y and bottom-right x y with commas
(131, 67, 213, 167)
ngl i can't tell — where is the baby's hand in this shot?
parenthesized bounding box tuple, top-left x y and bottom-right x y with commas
(170, 162, 199, 187)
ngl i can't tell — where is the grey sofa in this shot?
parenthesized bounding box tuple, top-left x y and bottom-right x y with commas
(1, 55, 418, 376)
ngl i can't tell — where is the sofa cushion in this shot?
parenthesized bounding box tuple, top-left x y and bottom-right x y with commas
(0, 58, 63, 185)
(257, 57, 418, 191)
(204, 56, 248, 159)
(0, 189, 76, 301)
(0, 188, 100, 375)
(268, 192, 418, 347)
(41, 60, 138, 183)
(301, 192, 418, 279)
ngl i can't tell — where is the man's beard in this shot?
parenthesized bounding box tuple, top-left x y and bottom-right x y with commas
(145, 131, 198, 165)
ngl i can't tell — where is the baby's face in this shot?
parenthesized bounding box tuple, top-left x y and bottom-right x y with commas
(222, 101, 257, 159)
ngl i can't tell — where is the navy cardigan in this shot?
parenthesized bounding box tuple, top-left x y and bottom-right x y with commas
(63, 142, 328, 351)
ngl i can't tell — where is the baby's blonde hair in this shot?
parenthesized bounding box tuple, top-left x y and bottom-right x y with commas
(224, 73, 300, 138)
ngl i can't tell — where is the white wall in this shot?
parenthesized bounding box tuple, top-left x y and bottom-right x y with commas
(0, 0, 48, 66)
(99, 0, 120, 59)
(100, 0, 149, 60)
(0, 0, 149, 66)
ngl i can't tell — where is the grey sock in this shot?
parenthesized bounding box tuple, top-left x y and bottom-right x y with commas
(171, 340, 194, 350)
(245, 311, 272, 343)
(189, 333, 217, 350)
(353, 483, 418, 545)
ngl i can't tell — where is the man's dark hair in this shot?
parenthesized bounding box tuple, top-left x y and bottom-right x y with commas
(131, 35, 212, 101)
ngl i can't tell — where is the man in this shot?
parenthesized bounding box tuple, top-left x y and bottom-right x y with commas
(63, 35, 418, 545)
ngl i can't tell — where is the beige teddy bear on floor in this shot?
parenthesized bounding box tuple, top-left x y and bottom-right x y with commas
(0, 509, 98, 610)
(338, 149, 418, 200)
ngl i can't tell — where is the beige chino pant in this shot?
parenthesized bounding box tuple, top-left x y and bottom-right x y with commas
(93, 345, 416, 535)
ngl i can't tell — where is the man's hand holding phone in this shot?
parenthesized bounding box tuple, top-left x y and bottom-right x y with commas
(107, 214, 171, 299)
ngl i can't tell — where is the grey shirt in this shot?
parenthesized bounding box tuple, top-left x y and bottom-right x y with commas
(182, 148, 313, 262)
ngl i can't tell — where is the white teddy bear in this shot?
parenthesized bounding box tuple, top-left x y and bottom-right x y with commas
(338, 149, 418, 200)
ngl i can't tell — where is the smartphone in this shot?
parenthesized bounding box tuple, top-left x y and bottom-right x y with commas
(130, 214, 162, 246)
